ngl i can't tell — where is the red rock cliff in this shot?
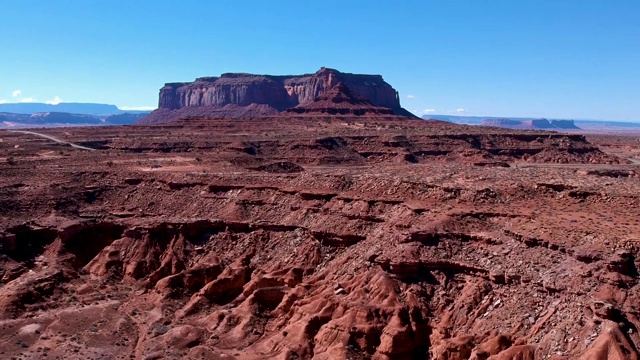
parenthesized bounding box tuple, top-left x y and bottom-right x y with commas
(142, 68, 413, 123)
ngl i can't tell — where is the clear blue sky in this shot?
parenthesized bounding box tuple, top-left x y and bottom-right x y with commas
(0, 1, 638, 120)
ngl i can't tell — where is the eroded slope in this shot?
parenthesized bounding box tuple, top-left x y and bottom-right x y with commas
(0, 119, 638, 360)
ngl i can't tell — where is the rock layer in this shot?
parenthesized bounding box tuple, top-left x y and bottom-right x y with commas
(286, 83, 396, 116)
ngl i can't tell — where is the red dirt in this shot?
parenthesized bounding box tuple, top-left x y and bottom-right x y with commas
(0, 117, 638, 360)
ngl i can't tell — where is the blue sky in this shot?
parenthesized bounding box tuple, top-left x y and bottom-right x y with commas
(0, 1, 638, 120)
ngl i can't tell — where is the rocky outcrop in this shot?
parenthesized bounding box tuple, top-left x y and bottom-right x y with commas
(286, 83, 396, 116)
(139, 67, 414, 123)
(0, 119, 637, 359)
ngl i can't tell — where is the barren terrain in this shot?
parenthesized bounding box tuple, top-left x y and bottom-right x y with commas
(0, 118, 639, 360)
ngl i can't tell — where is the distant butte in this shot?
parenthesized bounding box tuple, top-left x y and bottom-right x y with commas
(137, 67, 416, 123)
(482, 118, 580, 130)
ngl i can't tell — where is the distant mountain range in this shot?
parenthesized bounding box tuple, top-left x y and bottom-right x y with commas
(0, 102, 151, 116)
(0, 102, 153, 129)
(423, 115, 640, 130)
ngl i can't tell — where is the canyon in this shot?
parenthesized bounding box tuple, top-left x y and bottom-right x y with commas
(0, 111, 639, 359)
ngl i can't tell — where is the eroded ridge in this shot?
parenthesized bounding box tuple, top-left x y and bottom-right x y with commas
(0, 119, 639, 359)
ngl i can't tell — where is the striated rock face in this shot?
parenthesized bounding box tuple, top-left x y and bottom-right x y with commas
(286, 82, 396, 116)
(140, 67, 413, 123)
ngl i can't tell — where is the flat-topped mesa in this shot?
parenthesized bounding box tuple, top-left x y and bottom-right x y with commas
(522, 119, 555, 129)
(140, 67, 414, 123)
(482, 119, 522, 126)
(549, 119, 580, 129)
(286, 82, 395, 116)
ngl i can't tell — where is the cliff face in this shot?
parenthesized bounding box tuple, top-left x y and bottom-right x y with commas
(159, 76, 291, 110)
(142, 68, 412, 123)
(286, 82, 395, 116)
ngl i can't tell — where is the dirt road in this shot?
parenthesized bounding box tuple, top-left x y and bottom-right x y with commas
(9, 130, 96, 151)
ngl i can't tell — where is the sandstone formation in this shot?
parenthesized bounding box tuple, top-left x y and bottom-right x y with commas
(139, 68, 414, 123)
(0, 119, 638, 360)
(286, 83, 396, 116)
